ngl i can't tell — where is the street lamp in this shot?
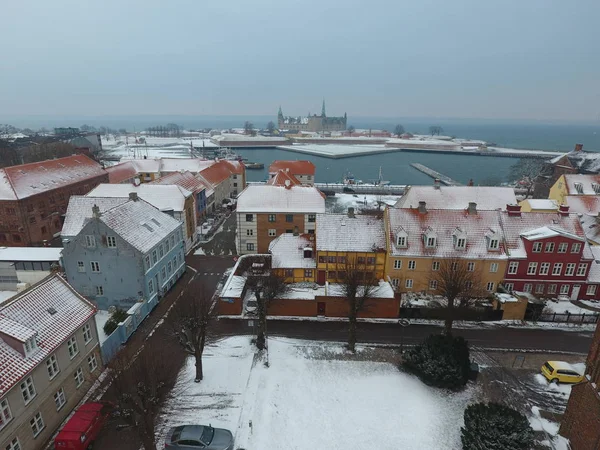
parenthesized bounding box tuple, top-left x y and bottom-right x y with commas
(398, 319, 410, 355)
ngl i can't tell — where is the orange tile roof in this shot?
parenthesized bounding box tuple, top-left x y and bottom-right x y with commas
(150, 171, 208, 193)
(106, 161, 138, 183)
(269, 160, 316, 176)
(267, 170, 301, 187)
(199, 160, 235, 186)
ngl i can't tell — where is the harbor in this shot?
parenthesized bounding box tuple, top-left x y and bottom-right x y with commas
(410, 163, 462, 186)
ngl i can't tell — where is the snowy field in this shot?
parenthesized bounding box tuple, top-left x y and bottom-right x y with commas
(278, 143, 397, 158)
(101, 135, 217, 160)
(543, 299, 596, 315)
(158, 337, 474, 450)
(326, 193, 400, 213)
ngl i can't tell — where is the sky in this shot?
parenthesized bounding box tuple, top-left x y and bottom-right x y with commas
(1, 0, 599, 122)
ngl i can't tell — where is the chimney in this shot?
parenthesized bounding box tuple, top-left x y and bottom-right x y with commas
(348, 207, 355, 218)
(506, 204, 521, 217)
(129, 192, 139, 201)
(418, 201, 427, 214)
(293, 226, 299, 236)
(467, 202, 477, 215)
(574, 143, 583, 152)
(433, 178, 441, 190)
(284, 179, 291, 189)
(133, 177, 141, 186)
(92, 204, 101, 219)
(558, 204, 570, 216)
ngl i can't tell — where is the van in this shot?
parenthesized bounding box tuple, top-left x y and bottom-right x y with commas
(54, 402, 113, 450)
(541, 361, 584, 384)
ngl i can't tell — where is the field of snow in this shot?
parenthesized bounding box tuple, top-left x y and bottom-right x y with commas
(101, 135, 217, 160)
(278, 143, 397, 158)
(543, 300, 595, 315)
(158, 337, 474, 450)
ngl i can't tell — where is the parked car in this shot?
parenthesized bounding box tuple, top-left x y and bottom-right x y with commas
(165, 425, 234, 450)
(54, 402, 113, 450)
(541, 361, 584, 384)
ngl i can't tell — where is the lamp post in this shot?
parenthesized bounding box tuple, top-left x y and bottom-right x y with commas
(398, 319, 410, 355)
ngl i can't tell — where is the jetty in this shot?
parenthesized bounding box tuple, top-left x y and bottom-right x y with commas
(410, 163, 462, 186)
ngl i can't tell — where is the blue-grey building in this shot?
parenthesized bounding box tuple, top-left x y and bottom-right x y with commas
(61, 194, 186, 310)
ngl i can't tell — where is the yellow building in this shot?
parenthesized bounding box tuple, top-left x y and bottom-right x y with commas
(269, 233, 316, 283)
(518, 199, 558, 213)
(385, 205, 508, 294)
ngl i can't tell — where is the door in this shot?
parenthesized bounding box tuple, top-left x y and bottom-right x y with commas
(317, 270, 326, 285)
(571, 284, 581, 300)
(155, 274, 160, 299)
(317, 302, 326, 316)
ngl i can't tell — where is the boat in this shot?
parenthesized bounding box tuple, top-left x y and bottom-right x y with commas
(245, 162, 264, 169)
(343, 167, 390, 186)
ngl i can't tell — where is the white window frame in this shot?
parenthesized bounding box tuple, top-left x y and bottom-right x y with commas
(488, 239, 499, 250)
(545, 242, 555, 253)
(90, 261, 100, 273)
(74, 367, 84, 388)
(148, 279, 154, 294)
(503, 282, 514, 292)
(557, 242, 568, 253)
(577, 264, 588, 276)
(535, 284, 545, 294)
(408, 260, 416, 270)
(432, 261, 440, 271)
(5, 437, 19, 450)
(565, 263, 576, 276)
(54, 388, 66, 411)
(489, 263, 498, 273)
(467, 262, 475, 272)
(246, 243, 255, 251)
(548, 284, 557, 294)
(152, 250, 157, 264)
(571, 243, 582, 253)
(527, 262, 538, 275)
(552, 263, 563, 276)
(425, 237, 436, 248)
(429, 280, 438, 290)
(539, 262, 550, 276)
(560, 284, 570, 295)
(20, 377, 36, 404)
(85, 235, 95, 247)
(532, 242, 542, 253)
(523, 283, 533, 293)
(106, 236, 117, 248)
(391, 278, 399, 288)
(67, 336, 79, 359)
(246, 229, 253, 236)
(405, 279, 413, 288)
(30, 412, 44, 437)
(396, 235, 407, 248)
(486, 282, 495, 292)
(46, 355, 60, 379)
(587, 285, 597, 296)
(0, 398, 13, 431)
(508, 261, 519, 274)
(456, 238, 466, 250)
(95, 286, 104, 296)
(77, 261, 85, 273)
(268, 229, 276, 237)
(88, 354, 98, 372)
(82, 324, 92, 344)
(394, 259, 402, 269)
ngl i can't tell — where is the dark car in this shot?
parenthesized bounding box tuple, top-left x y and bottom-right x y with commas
(165, 425, 234, 450)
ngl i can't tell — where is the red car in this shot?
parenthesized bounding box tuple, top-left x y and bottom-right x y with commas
(55, 402, 113, 450)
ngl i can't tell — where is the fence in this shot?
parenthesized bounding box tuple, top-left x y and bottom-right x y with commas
(400, 307, 503, 322)
(536, 312, 600, 324)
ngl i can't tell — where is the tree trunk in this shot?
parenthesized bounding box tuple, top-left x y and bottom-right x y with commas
(444, 298, 454, 335)
(256, 293, 267, 350)
(348, 311, 358, 352)
(194, 350, 203, 382)
(140, 418, 156, 450)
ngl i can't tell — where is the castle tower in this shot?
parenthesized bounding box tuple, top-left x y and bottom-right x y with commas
(321, 99, 326, 117)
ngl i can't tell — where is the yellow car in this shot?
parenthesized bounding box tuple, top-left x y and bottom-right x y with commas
(541, 361, 584, 384)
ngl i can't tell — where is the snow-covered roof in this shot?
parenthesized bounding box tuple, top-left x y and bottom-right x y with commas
(564, 151, 600, 173)
(0, 154, 106, 200)
(563, 174, 600, 195)
(269, 234, 316, 269)
(495, 293, 519, 304)
(105, 161, 139, 183)
(586, 247, 600, 283)
(317, 214, 386, 253)
(523, 199, 559, 210)
(0, 275, 96, 396)
(221, 275, 247, 299)
(160, 158, 215, 173)
(199, 161, 238, 186)
(150, 171, 208, 193)
(268, 160, 316, 176)
(520, 226, 584, 242)
(0, 247, 62, 262)
(395, 186, 517, 211)
(62, 196, 129, 237)
(565, 195, 600, 215)
(237, 185, 325, 213)
(580, 214, 600, 244)
(267, 170, 302, 187)
(87, 183, 192, 212)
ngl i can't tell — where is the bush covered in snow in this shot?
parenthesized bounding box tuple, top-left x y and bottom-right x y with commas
(103, 308, 129, 336)
(461, 402, 534, 450)
(401, 334, 471, 389)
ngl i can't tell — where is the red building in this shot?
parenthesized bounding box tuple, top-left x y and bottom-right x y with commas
(0, 155, 108, 246)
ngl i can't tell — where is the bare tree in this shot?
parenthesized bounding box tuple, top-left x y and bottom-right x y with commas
(394, 124, 405, 137)
(244, 121, 256, 136)
(347, 125, 356, 135)
(168, 287, 218, 382)
(429, 125, 444, 136)
(431, 258, 487, 335)
(339, 259, 380, 352)
(509, 158, 552, 199)
(109, 345, 177, 450)
(266, 121, 276, 135)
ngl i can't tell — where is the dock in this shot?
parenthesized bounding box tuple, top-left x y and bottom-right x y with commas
(410, 163, 462, 186)
(314, 182, 406, 195)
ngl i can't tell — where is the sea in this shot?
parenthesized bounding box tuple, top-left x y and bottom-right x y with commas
(3, 114, 600, 186)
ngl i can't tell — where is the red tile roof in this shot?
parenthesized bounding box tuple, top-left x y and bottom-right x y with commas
(267, 170, 301, 187)
(0, 154, 106, 200)
(268, 160, 316, 176)
(199, 160, 236, 186)
(106, 161, 138, 183)
(150, 171, 208, 193)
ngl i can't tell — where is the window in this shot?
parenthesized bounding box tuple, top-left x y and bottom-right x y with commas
(535, 284, 545, 294)
(161, 267, 166, 280)
(54, 389, 66, 411)
(149, 279, 154, 294)
(587, 285, 597, 296)
(285, 229, 293, 234)
(329, 271, 337, 279)
(107, 236, 117, 248)
(408, 260, 416, 270)
(0, 399, 13, 430)
(74, 368, 84, 387)
(503, 283, 514, 292)
(286, 214, 293, 222)
(429, 280, 438, 290)
(85, 235, 96, 247)
(284, 269, 293, 278)
(366, 257, 376, 265)
(357, 256, 366, 264)
(467, 262, 475, 272)
(488, 239, 499, 250)
(394, 260, 402, 270)
(432, 261, 440, 271)
(5, 438, 19, 450)
(5, 208, 15, 215)
(456, 238, 466, 249)
(304, 269, 313, 278)
(246, 229, 253, 236)
(88, 354, 98, 372)
(571, 243, 582, 253)
(152, 250, 157, 265)
(465, 281, 473, 289)
(489, 263, 498, 273)
(268, 214, 276, 222)
(90, 261, 100, 273)
(523, 283, 532, 293)
(425, 237, 436, 248)
(20, 377, 36, 404)
(82, 324, 92, 344)
(165, 240, 170, 253)
(308, 229, 315, 234)
(396, 236, 407, 247)
(532, 242, 542, 253)
(558, 242, 568, 253)
(268, 229, 276, 237)
(159, 245, 164, 258)
(30, 412, 44, 437)
(527, 262, 537, 275)
(560, 284, 570, 295)
(552, 263, 563, 276)
(577, 264, 588, 276)
(67, 336, 78, 359)
(486, 282, 495, 292)
(95, 286, 104, 296)
(451, 262, 458, 271)
(548, 284, 557, 294)
(40, 226, 47, 235)
(338, 256, 347, 264)
(245, 214, 253, 222)
(246, 243, 255, 251)
(539, 262, 550, 275)
(46, 355, 60, 379)
(565, 263, 576, 276)
(391, 278, 399, 288)
(405, 279, 413, 288)
(545, 242, 555, 253)
(171, 235, 175, 248)
(167, 261, 172, 274)
(77, 261, 85, 272)
(308, 214, 316, 223)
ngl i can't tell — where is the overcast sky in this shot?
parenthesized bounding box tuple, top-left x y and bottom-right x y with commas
(1, 0, 599, 121)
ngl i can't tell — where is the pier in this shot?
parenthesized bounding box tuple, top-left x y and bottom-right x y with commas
(410, 163, 462, 186)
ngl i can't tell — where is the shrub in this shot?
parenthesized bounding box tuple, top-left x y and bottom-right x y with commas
(401, 333, 471, 389)
(461, 402, 534, 450)
(103, 308, 129, 336)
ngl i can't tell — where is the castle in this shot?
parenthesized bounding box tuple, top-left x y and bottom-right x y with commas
(277, 101, 347, 132)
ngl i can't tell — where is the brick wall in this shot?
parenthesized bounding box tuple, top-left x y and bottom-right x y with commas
(256, 213, 306, 253)
(560, 381, 600, 450)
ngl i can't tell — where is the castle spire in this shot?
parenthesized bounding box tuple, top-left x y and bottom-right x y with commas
(278, 105, 283, 118)
(321, 99, 326, 117)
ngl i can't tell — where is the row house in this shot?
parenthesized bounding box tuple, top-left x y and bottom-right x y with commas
(86, 183, 196, 252)
(236, 175, 325, 254)
(268, 160, 316, 186)
(269, 233, 316, 283)
(548, 173, 600, 215)
(150, 171, 209, 221)
(0, 275, 101, 450)
(395, 184, 517, 210)
(61, 196, 186, 310)
(0, 155, 108, 246)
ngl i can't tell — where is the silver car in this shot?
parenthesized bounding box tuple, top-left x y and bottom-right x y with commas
(165, 425, 234, 450)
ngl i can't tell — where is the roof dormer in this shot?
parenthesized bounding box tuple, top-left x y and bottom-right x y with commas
(423, 227, 437, 248)
(395, 227, 408, 248)
(0, 316, 38, 357)
(452, 227, 467, 250)
(485, 228, 500, 251)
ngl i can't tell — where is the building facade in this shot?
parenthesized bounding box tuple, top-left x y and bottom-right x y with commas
(277, 102, 347, 132)
(0, 155, 108, 247)
(0, 247, 62, 291)
(61, 196, 186, 310)
(0, 275, 101, 450)
(268, 161, 316, 186)
(150, 171, 209, 220)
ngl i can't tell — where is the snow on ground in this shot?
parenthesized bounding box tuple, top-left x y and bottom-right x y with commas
(529, 406, 560, 436)
(279, 143, 396, 158)
(94, 310, 111, 345)
(543, 300, 594, 315)
(326, 193, 400, 213)
(0, 291, 16, 304)
(579, 299, 600, 310)
(532, 374, 575, 396)
(159, 336, 474, 450)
